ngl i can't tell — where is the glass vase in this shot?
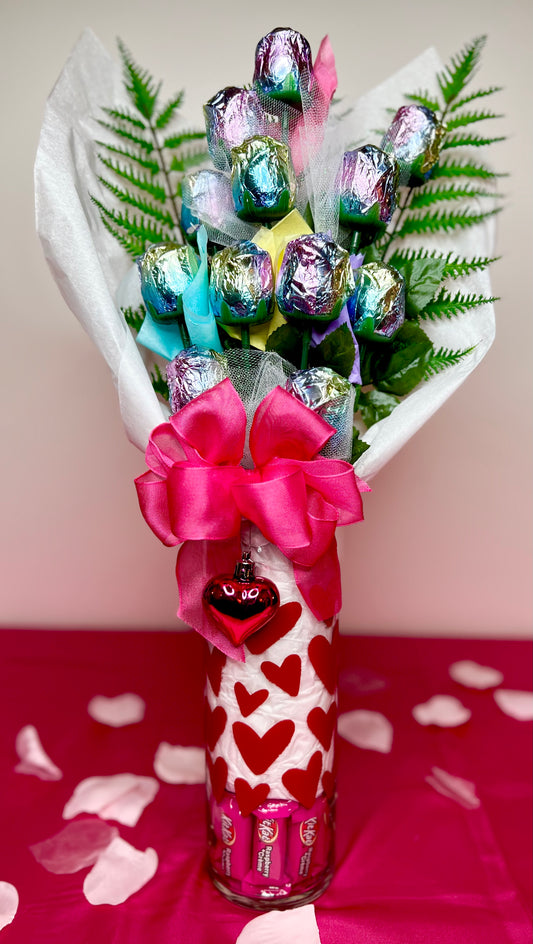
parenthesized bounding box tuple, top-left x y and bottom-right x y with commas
(204, 528, 337, 909)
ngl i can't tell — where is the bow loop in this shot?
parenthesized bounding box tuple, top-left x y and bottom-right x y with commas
(250, 386, 334, 466)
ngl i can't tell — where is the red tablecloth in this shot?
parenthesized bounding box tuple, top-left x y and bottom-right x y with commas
(0, 630, 531, 943)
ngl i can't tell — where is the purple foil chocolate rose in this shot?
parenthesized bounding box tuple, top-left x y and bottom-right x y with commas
(381, 104, 444, 185)
(231, 135, 296, 221)
(276, 233, 355, 325)
(253, 27, 313, 104)
(338, 145, 399, 240)
(204, 86, 269, 168)
(209, 241, 274, 327)
(349, 262, 405, 341)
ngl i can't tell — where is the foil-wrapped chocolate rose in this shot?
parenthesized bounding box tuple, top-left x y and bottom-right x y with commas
(276, 233, 355, 325)
(253, 27, 313, 104)
(286, 366, 355, 460)
(231, 135, 296, 221)
(209, 241, 274, 341)
(204, 86, 269, 168)
(138, 243, 199, 323)
(381, 105, 444, 186)
(166, 346, 228, 414)
(349, 262, 405, 341)
(338, 145, 399, 242)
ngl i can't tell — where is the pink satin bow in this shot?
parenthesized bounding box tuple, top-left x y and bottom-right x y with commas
(135, 379, 366, 659)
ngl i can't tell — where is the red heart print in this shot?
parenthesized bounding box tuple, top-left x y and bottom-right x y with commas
(261, 655, 301, 697)
(207, 754, 228, 803)
(206, 647, 226, 697)
(245, 602, 302, 655)
(233, 719, 295, 776)
(308, 635, 337, 694)
(322, 770, 335, 801)
(234, 778, 270, 817)
(307, 703, 337, 751)
(234, 682, 269, 718)
(282, 751, 323, 809)
(206, 704, 227, 752)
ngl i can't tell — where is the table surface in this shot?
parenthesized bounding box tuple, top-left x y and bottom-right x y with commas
(0, 629, 531, 944)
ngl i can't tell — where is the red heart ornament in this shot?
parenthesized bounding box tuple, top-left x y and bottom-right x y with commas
(206, 704, 227, 752)
(308, 634, 337, 694)
(245, 602, 302, 655)
(206, 647, 226, 696)
(234, 778, 270, 817)
(233, 719, 295, 775)
(234, 682, 269, 718)
(307, 703, 337, 751)
(282, 751, 323, 809)
(203, 554, 279, 647)
(261, 655, 301, 697)
(207, 754, 228, 803)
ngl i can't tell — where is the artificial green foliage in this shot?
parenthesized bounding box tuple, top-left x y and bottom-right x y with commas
(430, 158, 505, 181)
(409, 184, 499, 209)
(91, 40, 209, 257)
(121, 304, 146, 333)
(265, 323, 302, 361)
(437, 36, 486, 105)
(445, 109, 503, 130)
(449, 86, 503, 111)
(418, 289, 499, 322)
(391, 256, 446, 318)
(150, 363, 170, 400)
(393, 206, 501, 240)
(359, 390, 400, 428)
(311, 324, 357, 379)
(351, 430, 370, 462)
(424, 346, 475, 379)
(370, 323, 434, 396)
(442, 131, 505, 149)
(405, 91, 440, 112)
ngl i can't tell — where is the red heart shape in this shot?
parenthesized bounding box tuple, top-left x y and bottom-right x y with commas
(234, 778, 270, 817)
(308, 635, 337, 694)
(282, 751, 323, 809)
(322, 770, 336, 801)
(245, 602, 302, 655)
(233, 719, 295, 776)
(234, 682, 269, 718)
(206, 704, 227, 752)
(206, 647, 226, 697)
(203, 573, 279, 646)
(307, 703, 337, 751)
(207, 754, 228, 803)
(261, 655, 301, 697)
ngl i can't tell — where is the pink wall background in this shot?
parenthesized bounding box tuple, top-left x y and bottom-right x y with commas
(1, 0, 531, 637)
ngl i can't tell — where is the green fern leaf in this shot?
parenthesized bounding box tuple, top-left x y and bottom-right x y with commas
(101, 107, 146, 129)
(394, 207, 501, 239)
(97, 213, 146, 258)
(387, 247, 445, 266)
(441, 253, 500, 279)
(443, 131, 505, 149)
(446, 109, 503, 130)
(163, 129, 206, 150)
(409, 184, 497, 209)
(438, 36, 486, 105)
(97, 156, 167, 202)
(95, 141, 160, 174)
(170, 147, 210, 173)
(419, 288, 498, 321)
(404, 90, 440, 111)
(118, 38, 161, 120)
(430, 158, 504, 181)
(97, 177, 175, 226)
(91, 196, 173, 247)
(424, 345, 476, 378)
(450, 86, 503, 111)
(155, 92, 185, 130)
(96, 118, 154, 152)
(121, 305, 146, 332)
(150, 363, 170, 400)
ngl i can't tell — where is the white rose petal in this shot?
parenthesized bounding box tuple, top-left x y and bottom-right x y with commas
(337, 710, 393, 753)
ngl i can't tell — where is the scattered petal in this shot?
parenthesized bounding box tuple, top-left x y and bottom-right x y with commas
(83, 837, 158, 905)
(153, 743, 205, 784)
(30, 819, 119, 874)
(337, 710, 393, 753)
(413, 695, 471, 727)
(425, 766, 480, 810)
(0, 882, 18, 931)
(14, 725, 63, 781)
(449, 660, 503, 690)
(63, 774, 159, 826)
(494, 689, 533, 722)
(88, 693, 145, 727)
(235, 904, 321, 944)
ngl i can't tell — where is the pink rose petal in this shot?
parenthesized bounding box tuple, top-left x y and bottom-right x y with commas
(153, 743, 205, 784)
(30, 819, 119, 873)
(337, 710, 393, 753)
(494, 689, 533, 721)
(449, 660, 503, 690)
(0, 882, 18, 931)
(235, 904, 322, 943)
(88, 693, 145, 727)
(413, 695, 471, 727)
(425, 766, 480, 810)
(14, 725, 63, 781)
(83, 837, 158, 905)
(63, 774, 159, 826)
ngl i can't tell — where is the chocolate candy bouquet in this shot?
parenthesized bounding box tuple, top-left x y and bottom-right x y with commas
(35, 27, 503, 908)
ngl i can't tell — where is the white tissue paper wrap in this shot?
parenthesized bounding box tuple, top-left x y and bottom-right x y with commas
(35, 30, 497, 480)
